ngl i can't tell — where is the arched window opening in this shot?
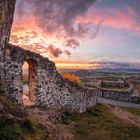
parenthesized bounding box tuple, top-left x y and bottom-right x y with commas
(22, 60, 37, 106)
(22, 62, 29, 106)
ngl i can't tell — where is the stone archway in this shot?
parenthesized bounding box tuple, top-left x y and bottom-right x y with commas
(22, 59, 37, 106)
(0, 1, 97, 112)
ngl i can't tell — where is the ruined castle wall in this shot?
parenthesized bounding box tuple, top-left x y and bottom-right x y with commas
(99, 83, 139, 103)
(100, 89, 132, 101)
(101, 80, 129, 88)
(4, 44, 97, 113)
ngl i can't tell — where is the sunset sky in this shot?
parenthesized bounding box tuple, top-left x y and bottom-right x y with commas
(10, 0, 140, 69)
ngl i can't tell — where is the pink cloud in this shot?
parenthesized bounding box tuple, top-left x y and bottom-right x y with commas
(76, 7, 139, 32)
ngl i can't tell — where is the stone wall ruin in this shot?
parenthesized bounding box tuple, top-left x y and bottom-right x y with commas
(0, 0, 98, 113)
(99, 81, 139, 103)
(4, 44, 97, 113)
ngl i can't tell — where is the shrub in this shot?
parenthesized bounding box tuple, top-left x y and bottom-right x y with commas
(0, 124, 22, 140)
(63, 73, 85, 87)
(23, 116, 38, 132)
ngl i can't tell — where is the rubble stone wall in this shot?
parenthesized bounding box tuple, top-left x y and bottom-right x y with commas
(101, 80, 129, 88)
(0, 0, 16, 90)
(4, 44, 97, 113)
(99, 83, 139, 103)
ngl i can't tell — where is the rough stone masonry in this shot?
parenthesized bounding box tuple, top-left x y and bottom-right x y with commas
(0, 0, 16, 91)
(0, 0, 97, 113)
(99, 81, 139, 103)
(4, 44, 97, 112)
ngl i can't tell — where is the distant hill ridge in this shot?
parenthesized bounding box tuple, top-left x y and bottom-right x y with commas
(60, 68, 140, 77)
(92, 68, 140, 73)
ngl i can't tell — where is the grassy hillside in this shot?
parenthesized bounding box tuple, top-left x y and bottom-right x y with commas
(62, 104, 140, 140)
(1, 92, 140, 140)
(125, 108, 140, 116)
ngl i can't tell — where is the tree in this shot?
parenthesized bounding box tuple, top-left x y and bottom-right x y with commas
(63, 73, 80, 84)
(0, 0, 16, 90)
(63, 73, 85, 87)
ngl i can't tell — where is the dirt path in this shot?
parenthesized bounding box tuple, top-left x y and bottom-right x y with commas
(98, 97, 140, 108)
(110, 106, 140, 128)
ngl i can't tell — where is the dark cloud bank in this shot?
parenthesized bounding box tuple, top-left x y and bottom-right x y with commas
(16, 0, 97, 50)
(90, 61, 140, 69)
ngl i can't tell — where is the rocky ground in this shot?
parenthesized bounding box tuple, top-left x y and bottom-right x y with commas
(26, 107, 73, 140)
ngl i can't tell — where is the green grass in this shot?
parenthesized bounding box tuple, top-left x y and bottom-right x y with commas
(62, 104, 140, 140)
(125, 108, 140, 116)
(0, 124, 22, 140)
(0, 117, 44, 140)
(101, 85, 129, 90)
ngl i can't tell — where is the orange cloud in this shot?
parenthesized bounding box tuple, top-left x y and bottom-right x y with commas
(10, 15, 72, 58)
(54, 60, 97, 69)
